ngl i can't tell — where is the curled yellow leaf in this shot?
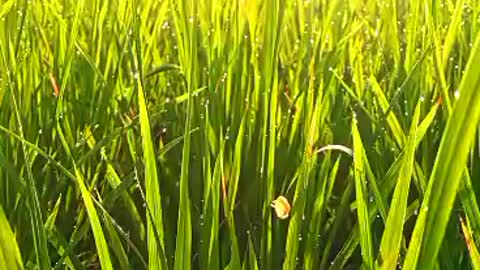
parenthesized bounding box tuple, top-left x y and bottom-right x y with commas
(271, 196, 291, 219)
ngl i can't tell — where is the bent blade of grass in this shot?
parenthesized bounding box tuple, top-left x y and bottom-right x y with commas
(137, 77, 166, 270)
(404, 31, 480, 270)
(0, 205, 23, 270)
(377, 102, 420, 269)
(145, 64, 181, 78)
(352, 118, 374, 269)
(315, 145, 353, 156)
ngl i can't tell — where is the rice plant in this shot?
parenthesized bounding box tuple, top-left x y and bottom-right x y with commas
(1, 0, 480, 269)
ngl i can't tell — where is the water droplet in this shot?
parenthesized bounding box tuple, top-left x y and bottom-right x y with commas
(162, 21, 169, 29)
(454, 90, 460, 99)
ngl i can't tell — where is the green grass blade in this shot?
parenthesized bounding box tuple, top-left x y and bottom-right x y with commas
(99, 198, 130, 270)
(377, 103, 420, 269)
(244, 234, 259, 270)
(170, 0, 196, 268)
(459, 171, 480, 242)
(0, 205, 23, 270)
(71, 166, 114, 270)
(442, 0, 464, 68)
(137, 77, 166, 270)
(404, 31, 480, 270)
(352, 117, 374, 269)
(0, 0, 14, 19)
(56, 118, 114, 270)
(304, 157, 341, 269)
(0, 48, 51, 269)
(460, 216, 480, 269)
(202, 155, 221, 270)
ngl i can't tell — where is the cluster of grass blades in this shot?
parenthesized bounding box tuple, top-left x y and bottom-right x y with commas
(1, 0, 480, 269)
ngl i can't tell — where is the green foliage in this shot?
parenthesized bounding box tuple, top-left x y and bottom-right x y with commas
(0, 205, 23, 270)
(1, 0, 480, 269)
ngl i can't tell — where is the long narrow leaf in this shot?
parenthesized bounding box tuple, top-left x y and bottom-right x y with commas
(404, 30, 480, 270)
(352, 118, 374, 269)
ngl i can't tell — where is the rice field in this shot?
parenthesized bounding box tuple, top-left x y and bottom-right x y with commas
(1, 0, 480, 269)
